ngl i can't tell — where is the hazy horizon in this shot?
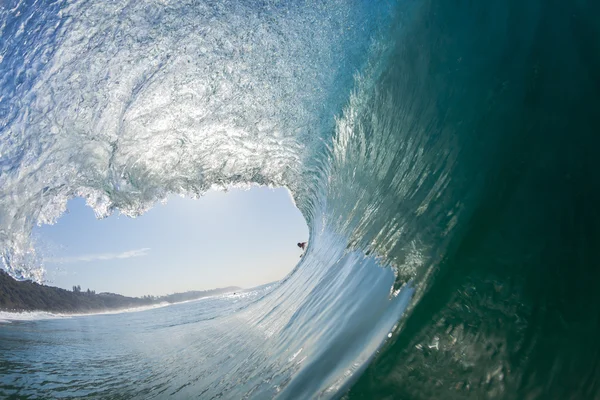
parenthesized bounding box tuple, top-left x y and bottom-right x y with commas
(34, 187, 309, 297)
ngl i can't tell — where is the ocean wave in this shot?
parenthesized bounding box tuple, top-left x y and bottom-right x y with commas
(1, 0, 599, 398)
(0, 302, 172, 321)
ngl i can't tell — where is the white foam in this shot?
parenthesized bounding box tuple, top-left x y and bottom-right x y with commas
(0, 302, 171, 321)
(0, 310, 63, 321)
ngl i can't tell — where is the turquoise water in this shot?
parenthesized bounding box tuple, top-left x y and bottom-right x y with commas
(1, 0, 599, 398)
(1, 248, 412, 399)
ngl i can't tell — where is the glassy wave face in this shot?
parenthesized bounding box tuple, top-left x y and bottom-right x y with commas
(1, 0, 599, 398)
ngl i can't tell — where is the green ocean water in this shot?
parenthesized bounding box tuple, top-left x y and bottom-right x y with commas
(347, 1, 600, 398)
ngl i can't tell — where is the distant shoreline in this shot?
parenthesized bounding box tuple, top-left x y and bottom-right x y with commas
(0, 269, 240, 314)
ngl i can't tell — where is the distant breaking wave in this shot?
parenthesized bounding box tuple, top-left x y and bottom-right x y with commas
(1, 0, 599, 398)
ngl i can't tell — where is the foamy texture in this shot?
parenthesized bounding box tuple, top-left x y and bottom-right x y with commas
(0, 302, 172, 322)
(0, 0, 381, 280)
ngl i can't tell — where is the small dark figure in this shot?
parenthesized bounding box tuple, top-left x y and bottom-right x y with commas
(297, 242, 307, 258)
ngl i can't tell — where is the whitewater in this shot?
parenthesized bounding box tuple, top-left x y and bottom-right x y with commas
(1, 0, 599, 398)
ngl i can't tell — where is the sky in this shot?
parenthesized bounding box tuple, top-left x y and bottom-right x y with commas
(33, 187, 309, 297)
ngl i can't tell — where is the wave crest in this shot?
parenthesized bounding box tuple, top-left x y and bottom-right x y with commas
(0, 0, 387, 279)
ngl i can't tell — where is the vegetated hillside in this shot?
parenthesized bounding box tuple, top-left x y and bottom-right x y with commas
(0, 269, 240, 313)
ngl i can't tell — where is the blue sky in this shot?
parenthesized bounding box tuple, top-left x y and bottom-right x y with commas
(34, 187, 308, 297)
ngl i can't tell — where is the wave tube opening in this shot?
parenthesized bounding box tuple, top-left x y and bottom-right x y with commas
(33, 187, 308, 297)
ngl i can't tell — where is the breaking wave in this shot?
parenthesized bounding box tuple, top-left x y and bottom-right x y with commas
(1, 0, 599, 398)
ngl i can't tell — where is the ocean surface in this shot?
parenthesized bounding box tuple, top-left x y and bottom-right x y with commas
(1, 0, 599, 398)
(3, 283, 402, 398)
